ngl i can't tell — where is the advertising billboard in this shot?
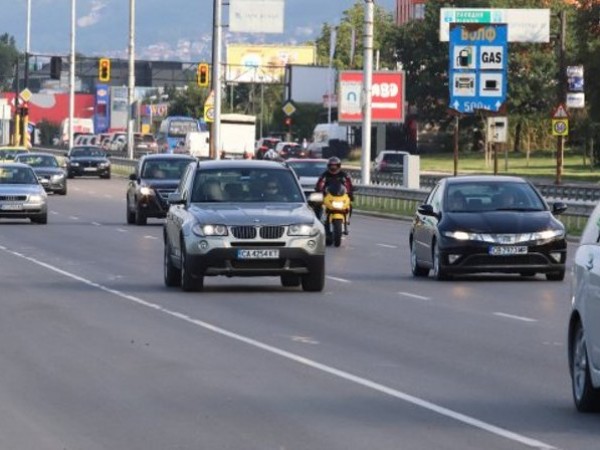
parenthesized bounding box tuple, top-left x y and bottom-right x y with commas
(286, 65, 335, 104)
(338, 71, 405, 124)
(229, 0, 284, 33)
(226, 44, 315, 83)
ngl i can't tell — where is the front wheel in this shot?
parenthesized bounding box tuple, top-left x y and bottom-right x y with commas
(302, 258, 325, 292)
(432, 240, 450, 281)
(332, 219, 343, 247)
(571, 322, 600, 412)
(410, 240, 429, 277)
(180, 244, 203, 292)
(164, 241, 181, 287)
(135, 207, 147, 226)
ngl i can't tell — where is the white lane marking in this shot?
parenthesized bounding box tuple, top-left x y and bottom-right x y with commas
(73, 187, 81, 192)
(144, 235, 158, 240)
(398, 292, 430, 301)
(291, 336, 319, 345)
(377, 243, 397, 249)
(103, 194, 112, 199)
(91, 222, 101, 226)
(326, 275, 351, 283)
(0, 248, 557, 450)
(493, 312, 537, 323)
(69, 216, 79, 221)
(50, 211, 59, 215)
(117, 228, 128, 233)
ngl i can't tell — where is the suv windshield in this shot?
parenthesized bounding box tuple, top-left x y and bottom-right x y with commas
(191, 168, 303, 203)
(141, 159, 192, 179)
(70, 147, 106, 158)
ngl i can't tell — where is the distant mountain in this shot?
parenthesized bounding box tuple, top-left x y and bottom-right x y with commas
(1, 0, 395, 61)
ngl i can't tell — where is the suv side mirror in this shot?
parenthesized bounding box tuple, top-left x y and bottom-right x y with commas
(167, 192, 185, 205)
(129, 173, 137, 181)
(552, 202, 567, 215)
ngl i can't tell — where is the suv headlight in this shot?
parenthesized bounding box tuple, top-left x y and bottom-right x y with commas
(288, 223, 319, 236)
(192, 224, 228, 236)
(29, 194, 45, 203)
(140, 186, 154, 196)
(51, 173, 64, 181)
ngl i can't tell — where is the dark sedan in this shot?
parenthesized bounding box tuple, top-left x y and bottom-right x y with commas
(65, 146, 111, 179)
(15, 152, 67, 195)
(409, 176, 567, 280)
(126, 154, 196, 225)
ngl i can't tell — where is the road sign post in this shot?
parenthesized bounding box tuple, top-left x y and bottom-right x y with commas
(551, 103, 569, 185)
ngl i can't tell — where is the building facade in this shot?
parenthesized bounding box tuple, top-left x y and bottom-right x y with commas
(396, 0, 426, 26)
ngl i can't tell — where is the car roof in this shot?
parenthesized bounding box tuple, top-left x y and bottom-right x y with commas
(444, 175, 528, 184)
(286, 158, 328, 163)
(141, 154, 195, 162)
(197, 160, 288, 170)
(15, 152, 57, 158)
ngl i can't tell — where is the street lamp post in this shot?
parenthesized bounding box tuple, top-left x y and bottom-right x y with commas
(68, 0, 76, 150)
(361, 0, 374, 185)
(127, 0, 136, 160)
(211, 0, 223, 159)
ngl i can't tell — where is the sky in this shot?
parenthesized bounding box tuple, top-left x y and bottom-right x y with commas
(1, 0, 396, 61)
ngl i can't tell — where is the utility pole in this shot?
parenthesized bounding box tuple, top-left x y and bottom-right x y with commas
(24, 0, 31, 89)
(127, 0, 136, 160)
(68, 0, 76, 151)
(556, 10, 567, 185)
(361, 0, 374, 185)
(211, 0, 223, 159)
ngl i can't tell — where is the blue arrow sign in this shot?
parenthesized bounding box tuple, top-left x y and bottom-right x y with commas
(449, 23, 507, 114)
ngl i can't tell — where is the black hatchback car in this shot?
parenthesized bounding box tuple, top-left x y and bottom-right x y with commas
(126, 154, 196, 225)
(409, 176, 568, 280)
(65, 146, 111, 178)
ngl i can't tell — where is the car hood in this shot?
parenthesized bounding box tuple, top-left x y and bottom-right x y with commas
(70, 156, 109, 162)
(33, 167, 65, 177)
(189, 203, 315, 225)
(140, 179, 180, 189)
(0, 184, 44, 195)
(442, 211, 560, 234)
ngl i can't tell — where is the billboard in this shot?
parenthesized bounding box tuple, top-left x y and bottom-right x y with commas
(226, 44, 315, 83)
(286, 65, 335, 104)
(440, 8, 550, 43)
(229, 0, 284, 33)
(338, 71, 405, 124)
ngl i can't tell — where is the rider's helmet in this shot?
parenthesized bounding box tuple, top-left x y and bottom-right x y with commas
(327, 156, 341, 174)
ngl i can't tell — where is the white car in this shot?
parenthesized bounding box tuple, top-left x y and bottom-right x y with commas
(569, 201, 600, 411)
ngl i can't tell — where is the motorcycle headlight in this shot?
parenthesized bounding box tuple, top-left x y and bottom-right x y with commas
(192, 224, 228, 236)
(331, 200, 346, 210)
(288, 224, 319, 236)
(140, 186, 153, 196)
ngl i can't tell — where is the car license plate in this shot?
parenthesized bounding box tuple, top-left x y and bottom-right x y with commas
(489, 246, 527, 256)
(237, 249, 280, 259)
(1, 204, 23, 211)
(83, 167, 96, 172)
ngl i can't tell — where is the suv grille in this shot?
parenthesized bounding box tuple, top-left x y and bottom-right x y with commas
(260, 226, 284, 239)
(230, 225, 285, 240)
(231, 226, 257, 239)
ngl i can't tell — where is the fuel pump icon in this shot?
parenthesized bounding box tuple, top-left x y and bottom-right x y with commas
(456, 48, 472, 68)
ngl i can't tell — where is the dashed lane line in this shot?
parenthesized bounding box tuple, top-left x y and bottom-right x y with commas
(398, 291, 430, 301)
(493, 312, 537, 323)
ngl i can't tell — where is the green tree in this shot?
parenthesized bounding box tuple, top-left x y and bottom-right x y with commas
(167, 84, 209, 118)
(0, 34, 19, 92)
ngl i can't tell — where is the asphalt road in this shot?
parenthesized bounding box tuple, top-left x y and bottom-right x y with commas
(0, 177, 596, 450)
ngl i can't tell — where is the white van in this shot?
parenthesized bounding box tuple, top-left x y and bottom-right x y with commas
(184, 131, 210, 158)
(309, 123, 348, 158)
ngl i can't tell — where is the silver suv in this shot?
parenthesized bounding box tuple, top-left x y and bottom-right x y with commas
(163, 160, 326, 292)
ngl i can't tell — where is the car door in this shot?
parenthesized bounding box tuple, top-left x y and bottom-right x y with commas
(166, 164, 193, 261)
(127, 160, 142, 207)
(413, 182, 443, 264)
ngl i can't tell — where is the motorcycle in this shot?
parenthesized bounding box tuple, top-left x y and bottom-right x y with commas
(322, 182, 351, 247)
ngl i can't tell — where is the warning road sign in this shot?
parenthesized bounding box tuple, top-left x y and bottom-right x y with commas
(551, 103, 569, 119)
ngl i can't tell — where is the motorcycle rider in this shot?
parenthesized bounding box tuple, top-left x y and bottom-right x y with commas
(315, 157, 354, 201)
(315, 157, 354, 229)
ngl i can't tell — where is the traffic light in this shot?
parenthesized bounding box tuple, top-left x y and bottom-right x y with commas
(98, 58, 111, 82)
(197, 63, 209, 87)
(284, 117, 292, 126)
(50, 56, 62, 80)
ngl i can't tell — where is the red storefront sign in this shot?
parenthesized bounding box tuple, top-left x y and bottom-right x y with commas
(338, 71, 405, 123)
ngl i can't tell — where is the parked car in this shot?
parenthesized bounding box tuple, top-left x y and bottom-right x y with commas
(568, 201, 600, 412)
(65, 146, 111, 179)
(163, 160, 326, 291)
(126, 154, 196, 225)
(0, 163, 48, 223)
(14, 152, 67, 195)
(255, 137, 281, 159)
(373, 150, 410, 174)
(409, 175, 567, 280)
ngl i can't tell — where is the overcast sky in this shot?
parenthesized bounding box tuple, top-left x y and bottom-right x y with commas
(1, 0, 396, 61)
